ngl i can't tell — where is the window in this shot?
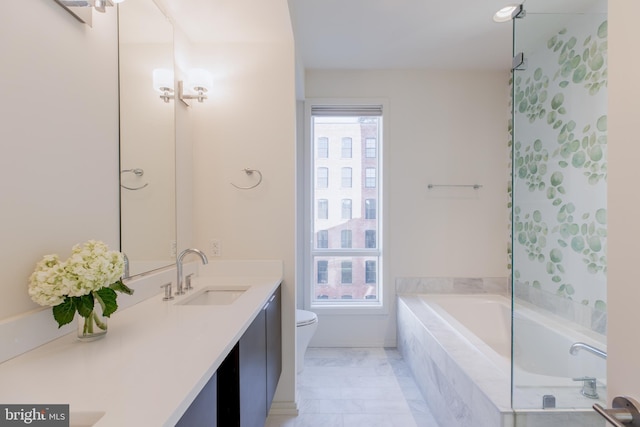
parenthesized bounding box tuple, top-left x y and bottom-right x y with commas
(365, 260, 376, 283)
(341, 261, 352, 284)
(365, 230, 376, 248)
(317, 167, 328, 188)
(317, 230, 328, 248)
(365, 199, 376, 219)
(317, 137, 329, 158)
(341, 199, 352, 219)
(341, 137, 352, 158)
(317, 199, 328, 219)
(341, 167, 352, 188)
(307, 103, 383, 307)
(317, 260, 328, 284)
(365, 168, 376, 188)
(341, 230, 352, 248)
(365, 138, 377, 158)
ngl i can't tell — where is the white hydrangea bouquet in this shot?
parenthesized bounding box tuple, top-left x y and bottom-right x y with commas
(28, 240, 133, 337)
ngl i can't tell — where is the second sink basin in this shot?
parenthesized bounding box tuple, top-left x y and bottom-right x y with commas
(177, 286, 249, 306)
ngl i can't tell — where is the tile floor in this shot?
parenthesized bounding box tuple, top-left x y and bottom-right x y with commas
(265, 347, 440, 427)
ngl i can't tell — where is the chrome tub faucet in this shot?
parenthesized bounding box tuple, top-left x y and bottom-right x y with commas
(569, 342, 607, 359)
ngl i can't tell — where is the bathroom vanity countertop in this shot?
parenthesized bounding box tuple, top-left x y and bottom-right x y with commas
(0, 261, 283, 427)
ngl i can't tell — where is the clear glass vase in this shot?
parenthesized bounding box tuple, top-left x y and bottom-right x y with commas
(77, 306, 108, 341)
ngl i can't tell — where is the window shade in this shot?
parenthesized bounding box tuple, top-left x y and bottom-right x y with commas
(310, 105, 383, 117)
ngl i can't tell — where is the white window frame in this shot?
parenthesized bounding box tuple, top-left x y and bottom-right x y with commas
(341, 167, 352, 188)
(341, 137, 353, 158)
(317, 167, 329, 188)
(317, 199, 328, 219)
(302, 98, 389, 315)
(341, 198, 352, 219)
(341, 229, 353, 248)
(365, 168, 376, 188)
(317, 230, 328, 248)
(365, 138, 377, 158)
(318, 137, 329, 158)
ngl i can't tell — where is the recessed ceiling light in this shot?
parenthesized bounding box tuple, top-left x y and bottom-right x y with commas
(493, 4, 519, 23)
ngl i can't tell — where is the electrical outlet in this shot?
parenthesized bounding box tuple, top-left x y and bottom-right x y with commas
(210, 239, 221, 257)
(170, 240, 177, 257)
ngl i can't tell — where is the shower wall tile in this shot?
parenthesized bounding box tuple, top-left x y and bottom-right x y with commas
(395, 277, 509, 296)
(514, 280, 607, 335)
(511, 12, 608, 323)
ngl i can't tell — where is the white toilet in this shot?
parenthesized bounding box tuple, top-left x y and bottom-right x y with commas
(296, 309, 318, 373)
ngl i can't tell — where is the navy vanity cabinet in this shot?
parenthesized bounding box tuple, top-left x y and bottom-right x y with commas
(217, 285, 282, 427)
(265, 286, 282, 411)
(175, 372, 217, 427)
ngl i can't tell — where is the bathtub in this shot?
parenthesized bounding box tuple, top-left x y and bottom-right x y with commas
(397, 293, 606, 427)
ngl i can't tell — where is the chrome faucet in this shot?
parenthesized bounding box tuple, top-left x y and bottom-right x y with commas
(569, 342, 607, 359)
(572, 376, 599, 399)
(176, 248, 208, 295)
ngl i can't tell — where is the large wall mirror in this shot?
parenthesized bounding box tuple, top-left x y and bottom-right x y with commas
(118, 0, 176, 277)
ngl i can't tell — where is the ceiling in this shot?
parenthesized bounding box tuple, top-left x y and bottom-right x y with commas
(288, 0, 607, 70)
(157, 0, 293, 43)
(288, 0, 515, 70)
(157, 0, 607, 71)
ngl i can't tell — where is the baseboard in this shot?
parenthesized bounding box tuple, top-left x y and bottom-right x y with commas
(268, 400, 299, 416)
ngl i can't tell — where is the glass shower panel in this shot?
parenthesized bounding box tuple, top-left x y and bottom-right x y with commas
(511, 7, 608, 411)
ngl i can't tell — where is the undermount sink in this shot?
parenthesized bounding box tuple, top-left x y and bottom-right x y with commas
(177, 286, 249, 306)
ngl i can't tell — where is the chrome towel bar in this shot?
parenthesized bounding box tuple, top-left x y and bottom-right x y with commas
(427, 184, 482, 190)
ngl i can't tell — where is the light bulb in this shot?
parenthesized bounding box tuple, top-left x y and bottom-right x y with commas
(153, 69, 174, 92)
(94, 0, 106, 12)
(187, 69, 213, 93)
(493, 4, 519, 23)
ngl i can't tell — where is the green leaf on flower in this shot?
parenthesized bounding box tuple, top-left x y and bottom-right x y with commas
(52, 298, 76, 328)
(110, 280, 134, 295)
(96, 287, 118, 317)
(74, 294, 95, 318)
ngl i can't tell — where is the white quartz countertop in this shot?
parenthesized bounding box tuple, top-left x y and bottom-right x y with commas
(0, 263, 283, 427)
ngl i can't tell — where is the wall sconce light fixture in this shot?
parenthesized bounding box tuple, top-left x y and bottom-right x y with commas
(94, 0, 125, 13)
(178, 69, 213, 106)
(153, 68, 175, 103)
(54, 0, 124, 27)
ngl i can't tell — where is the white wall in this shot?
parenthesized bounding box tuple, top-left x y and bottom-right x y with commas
(119, 43, 175, 266)
(174, 26, 196, 253)
(0, 0, 119, 320)
(607, 0, 640, 402)
(304, 69, 510, 346)
(190, 40, 297, 409)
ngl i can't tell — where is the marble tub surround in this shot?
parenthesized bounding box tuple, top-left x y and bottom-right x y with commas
(0, 260, 283, 426)
(397, 295, 511, 427)
(396, 277, 509, 296)
(514, 280, 607, 335)
(398, 294, 605, 427)
(513, 409, 607, 427)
